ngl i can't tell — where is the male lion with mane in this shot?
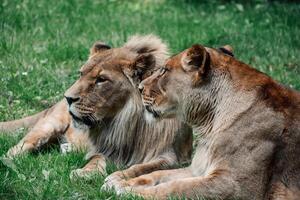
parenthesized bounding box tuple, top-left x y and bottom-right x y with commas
(0, 35, 192, 179)
(112, 44, 300, 200)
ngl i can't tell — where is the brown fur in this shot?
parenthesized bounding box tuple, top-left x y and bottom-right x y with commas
(114, 44, 300, 200)
(0, 35, 193, 181)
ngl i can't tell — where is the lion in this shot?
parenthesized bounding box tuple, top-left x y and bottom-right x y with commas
(111, 44, 300, 200)
(0, 35, 193, 179)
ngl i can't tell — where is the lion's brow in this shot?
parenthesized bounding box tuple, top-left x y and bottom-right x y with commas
(80, 63, 98, 75)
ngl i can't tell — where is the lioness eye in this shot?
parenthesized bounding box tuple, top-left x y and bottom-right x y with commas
(160, 67, 169, 75)
(95, 76, 107, 84)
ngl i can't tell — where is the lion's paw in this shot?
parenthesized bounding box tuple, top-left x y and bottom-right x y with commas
(70, 168, 98, 180)
(60, 143, 73, 154)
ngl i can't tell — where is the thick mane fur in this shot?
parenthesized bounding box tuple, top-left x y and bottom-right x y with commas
(89, 95, 181, 166)
(124, 34, 169, 68)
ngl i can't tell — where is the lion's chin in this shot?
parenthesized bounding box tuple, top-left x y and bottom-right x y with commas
(72, 117, 89, 129)
(144, 110, 161, 123)
(69, 111, 96, 128)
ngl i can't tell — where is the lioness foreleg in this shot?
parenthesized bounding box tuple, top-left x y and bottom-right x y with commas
(123, 167, 192, 190)
(121, 169, 236, 199)
(102, 154, 177, 191)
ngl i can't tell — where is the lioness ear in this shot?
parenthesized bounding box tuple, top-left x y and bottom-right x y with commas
(182, 44, 208, 72)
(182, 44, 209, 86)
(218, 45, 234, 57)
(89, 41, 111, 57)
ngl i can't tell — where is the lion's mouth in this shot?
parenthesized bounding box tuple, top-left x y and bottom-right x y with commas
(69, 111, 95, 127)
(145, 105, 161, 118)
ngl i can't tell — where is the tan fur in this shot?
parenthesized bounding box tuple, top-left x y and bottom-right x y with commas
(115, 45, 300, 200)
(4, 100, 91, 158)
(1, 35, 192, 181)
(0, 109, 48, 132)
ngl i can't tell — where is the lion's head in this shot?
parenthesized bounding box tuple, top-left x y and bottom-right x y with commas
(139, 44, 234, 120)
(64, 35, 169, 127)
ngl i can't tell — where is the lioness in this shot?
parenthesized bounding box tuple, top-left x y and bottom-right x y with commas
(0, 35, 192, 179)
(114, 44, 300, 200)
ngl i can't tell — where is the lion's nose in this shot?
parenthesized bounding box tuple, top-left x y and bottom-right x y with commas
(65, 96, 80, 106)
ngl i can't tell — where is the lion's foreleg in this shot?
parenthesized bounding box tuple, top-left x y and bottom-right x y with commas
(70, 153, 106, 179)
(6, 123, 64, 158)
(6, 100, 70, 158)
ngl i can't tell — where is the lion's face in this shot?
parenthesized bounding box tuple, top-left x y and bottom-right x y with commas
(64, 38, 163, 127)
(140, 44, 233, 120)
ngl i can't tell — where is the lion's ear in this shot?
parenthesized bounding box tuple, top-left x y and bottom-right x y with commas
(218, 45, 234, 57)
(89, 41, 111, 57)
(133, 53, 156, 81)
(123, 53, 156, 83)
(182, 44, 209, 86)
(134, 53, 156, 72)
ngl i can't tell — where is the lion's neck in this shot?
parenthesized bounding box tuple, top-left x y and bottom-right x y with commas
(92, 95, 143, 161)
(180, 70, 256, 138)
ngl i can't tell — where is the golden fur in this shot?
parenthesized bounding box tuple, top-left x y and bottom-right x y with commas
(113, 44, 300, 200)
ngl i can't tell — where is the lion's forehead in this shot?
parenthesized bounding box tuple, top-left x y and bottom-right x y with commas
(82, 48, 136, 73)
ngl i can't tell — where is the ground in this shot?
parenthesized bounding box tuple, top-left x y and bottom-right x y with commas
(0, 0, 299, 199)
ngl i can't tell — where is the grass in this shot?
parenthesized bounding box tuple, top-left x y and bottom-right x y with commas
(0, 0, 299, 199)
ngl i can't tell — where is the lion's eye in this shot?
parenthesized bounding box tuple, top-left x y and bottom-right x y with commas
(95, 76, 107, 85)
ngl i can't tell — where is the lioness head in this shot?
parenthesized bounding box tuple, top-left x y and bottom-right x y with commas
(139, 44, 233, 120)
(64, 35, 169, 127)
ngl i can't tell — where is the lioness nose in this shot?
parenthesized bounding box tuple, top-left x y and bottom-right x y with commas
(138, 84, 144, 94)
(145, 105, 152, 113)
(65, 96, 80, 106)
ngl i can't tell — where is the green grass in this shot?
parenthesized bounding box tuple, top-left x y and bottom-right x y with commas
(0, 0, 299, 199)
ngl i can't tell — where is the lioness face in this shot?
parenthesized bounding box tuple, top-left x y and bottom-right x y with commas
(64, 42, 157, 127)
(140, 45, 212, 120)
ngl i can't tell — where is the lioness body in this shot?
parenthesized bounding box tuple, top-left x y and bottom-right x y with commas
(0, 35, 192, 180)
(117, 45, 300, 200)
